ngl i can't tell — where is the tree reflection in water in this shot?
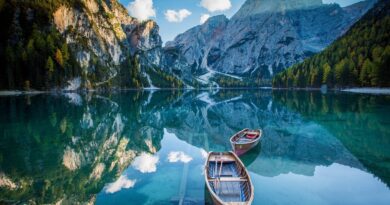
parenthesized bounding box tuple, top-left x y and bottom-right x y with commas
(0, 89, 389, 204)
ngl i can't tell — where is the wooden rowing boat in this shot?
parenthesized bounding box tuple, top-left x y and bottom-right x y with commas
(230, 129, 262, 156)
(204, 152, 254, 205)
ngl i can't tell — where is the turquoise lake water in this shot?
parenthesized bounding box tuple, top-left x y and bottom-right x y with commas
(0, 90, 389, 204)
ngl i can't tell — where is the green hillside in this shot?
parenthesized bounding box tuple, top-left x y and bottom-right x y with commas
(273, 0, 390, 88)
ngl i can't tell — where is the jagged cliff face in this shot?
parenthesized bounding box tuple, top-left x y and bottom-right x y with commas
(0, 0, 171, 90)
(52, 0, 163, 88)
(165, 0, 375, 85)
(163, 15, 230, 82)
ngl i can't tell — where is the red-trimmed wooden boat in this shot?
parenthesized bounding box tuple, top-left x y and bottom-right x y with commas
(204, 152, 254, 205)
(230, 129, 262, 156)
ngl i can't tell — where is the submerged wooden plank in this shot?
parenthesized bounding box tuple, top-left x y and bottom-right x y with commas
(178, 133, 192, 205)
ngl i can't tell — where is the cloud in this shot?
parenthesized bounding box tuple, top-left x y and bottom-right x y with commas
(132, 152, 159, 173)
(127, 0, 156, 21)
(165, 9, 192, 22)
(104, 175, 136, 194)
(168, 151, 193, 163)
(200, 14, 210, 24)
(200, 0, 231, 12)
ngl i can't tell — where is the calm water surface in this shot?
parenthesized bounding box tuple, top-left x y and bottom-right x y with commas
(0, 90, 389, 205)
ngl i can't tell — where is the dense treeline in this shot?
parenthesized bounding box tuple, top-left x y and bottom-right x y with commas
(146, 67, 184, 88)
(0, 0, 84, 90)
(215, 75, 271, 88)
(273, 0, 390, 88)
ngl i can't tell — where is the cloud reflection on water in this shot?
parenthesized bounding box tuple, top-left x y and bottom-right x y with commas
(167, 151, 193, 163)
(132, 153, 159, 173)
(104, 175, 136, 194)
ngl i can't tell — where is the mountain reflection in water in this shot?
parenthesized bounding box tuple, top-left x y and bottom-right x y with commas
(0, 90, 389, 204)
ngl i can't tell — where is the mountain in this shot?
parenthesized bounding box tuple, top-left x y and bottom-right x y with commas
(0, 0, 378, 90)
(272, 0, 390, 88)
(233, 0, 323, 17)
(0, 0, 182, 90)
(164, 0, 375, 87)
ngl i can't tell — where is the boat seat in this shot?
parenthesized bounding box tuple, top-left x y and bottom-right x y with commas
(208, 161, 239, 178)
(208, 177, 247, 182)
(245, 133, 258, 139)
(213, 181, 247, 202)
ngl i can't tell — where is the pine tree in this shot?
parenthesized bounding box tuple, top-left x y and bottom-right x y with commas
(360, 59, 373, 85)
(370, 62, 380, 86)
(55, 49, 64, 67)
(61, 43, 69, 63)
(46, 35, 55, 55)
(322, 63, 332, 85)
(5, 46, 15, 89)
(46, 57, 54, 73)
(335, 59, 348, 86)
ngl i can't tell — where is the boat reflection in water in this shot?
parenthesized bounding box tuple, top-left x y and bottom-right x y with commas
(239, 144, 262, 167)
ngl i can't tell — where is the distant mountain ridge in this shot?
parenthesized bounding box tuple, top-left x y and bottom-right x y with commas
(164, 0, 375, 87)
(273, 0, 390, 88)
(233, 0, 323, 18)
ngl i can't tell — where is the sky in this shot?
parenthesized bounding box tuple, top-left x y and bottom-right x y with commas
(118, 0, 363, 44)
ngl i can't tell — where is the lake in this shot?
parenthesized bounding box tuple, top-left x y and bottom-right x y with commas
(0, 90, 389, 205)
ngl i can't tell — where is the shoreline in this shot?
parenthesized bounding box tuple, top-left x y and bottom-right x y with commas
(0, 90, 48, 96)
(272, 87, 390, 95)
(0, 87, 274, 96)
(2, 87, 390, 96)
(341, 88, 390, 95)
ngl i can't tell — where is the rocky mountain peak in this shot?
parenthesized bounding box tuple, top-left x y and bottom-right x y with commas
(233, 0, 323, 18)
(163, 0, 374, 87)
(203, 14, 229, 25)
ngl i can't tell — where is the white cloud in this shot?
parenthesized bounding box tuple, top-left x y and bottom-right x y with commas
(168, 151, 193, 163)
(127, 0, 156, 21)
(104, 175, 136, 194)
(132, 152, 159, 173)
(165, 9, 192, 23)
(200, 14, 210, 24)
(200, 0, 232, 12)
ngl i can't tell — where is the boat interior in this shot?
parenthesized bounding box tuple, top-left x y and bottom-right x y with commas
(207, 154, 251, 203)
(232, 130, 260, 144)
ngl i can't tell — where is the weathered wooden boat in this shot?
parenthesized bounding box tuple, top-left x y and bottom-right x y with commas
(204, 152, 254, 205)
(230, 129, 262, 156)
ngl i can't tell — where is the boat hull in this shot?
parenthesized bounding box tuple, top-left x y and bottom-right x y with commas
(232, 139, 260, 156)
(230, 129, 262, 156)
(204, 152, 254, 205)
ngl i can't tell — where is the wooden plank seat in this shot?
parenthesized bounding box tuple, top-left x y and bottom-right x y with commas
(208, 177, 248, 182)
